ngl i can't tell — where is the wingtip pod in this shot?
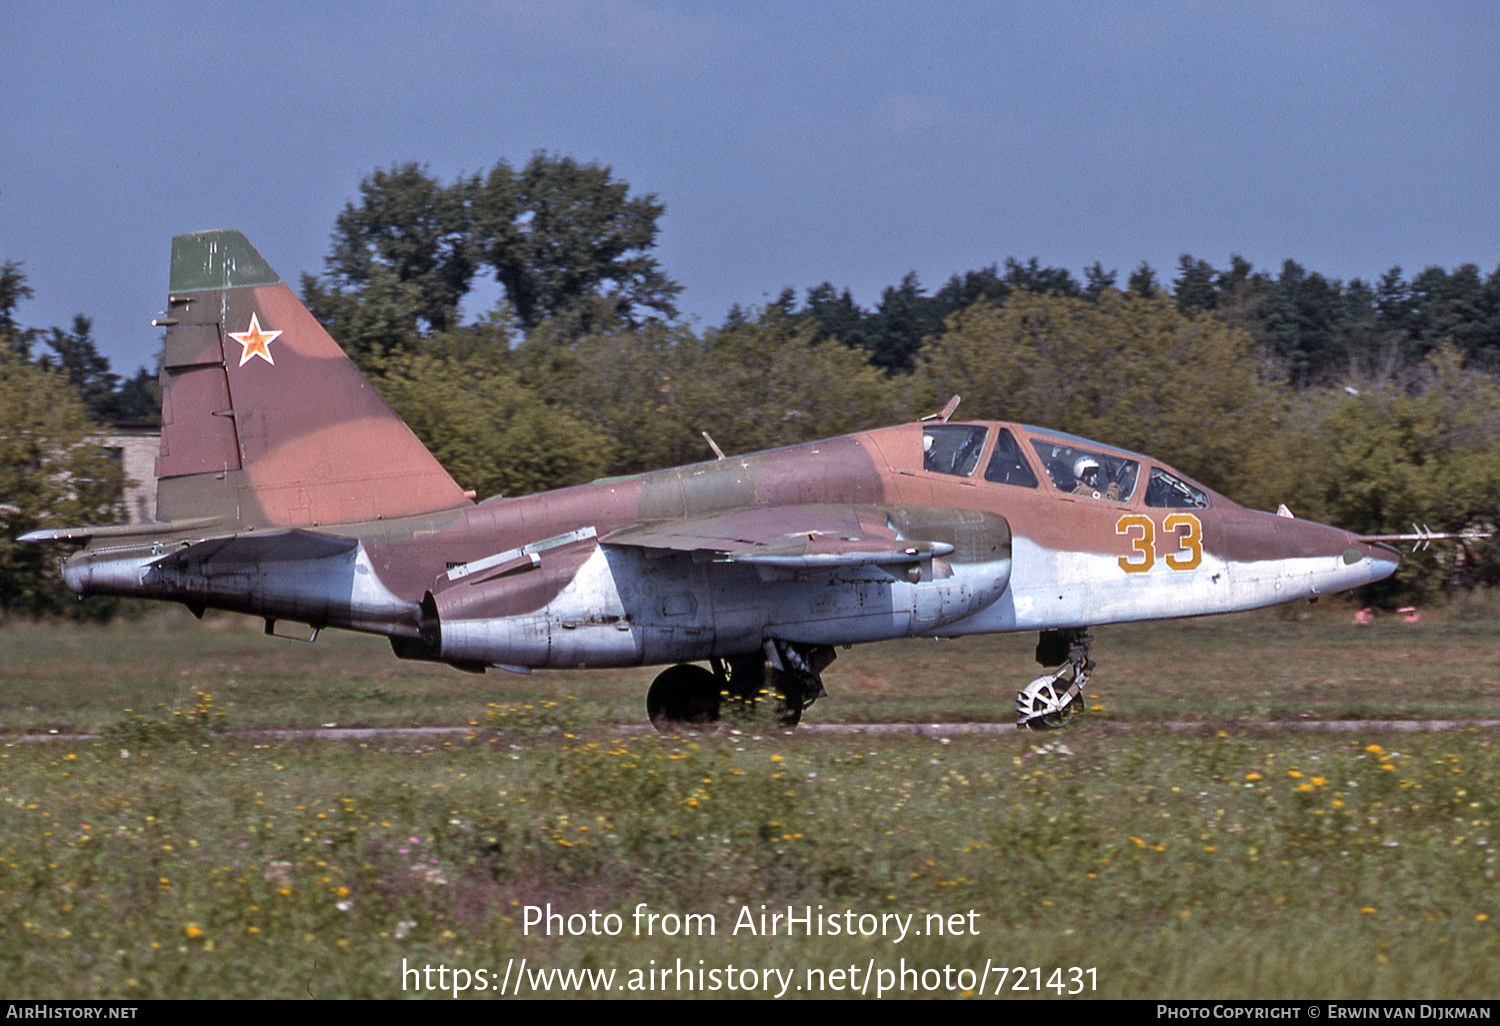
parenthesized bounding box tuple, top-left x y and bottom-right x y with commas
(169, 230, 281, 293)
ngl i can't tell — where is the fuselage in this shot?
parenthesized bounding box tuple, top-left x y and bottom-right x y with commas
(61, 418, 1399, 673)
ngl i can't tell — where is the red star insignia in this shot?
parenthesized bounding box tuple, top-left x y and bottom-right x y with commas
(229, 313, 282, 367)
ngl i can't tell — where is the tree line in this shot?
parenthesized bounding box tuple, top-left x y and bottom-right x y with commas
(2, 155, 1497, 615)
(1, 263, 134, 615)
(749, 253, 1500, 387)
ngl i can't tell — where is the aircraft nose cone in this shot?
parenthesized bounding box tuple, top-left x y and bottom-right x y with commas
(1345, 538, 1400, 583)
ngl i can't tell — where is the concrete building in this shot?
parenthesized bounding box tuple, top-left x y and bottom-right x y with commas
(105, 425, 159, 524)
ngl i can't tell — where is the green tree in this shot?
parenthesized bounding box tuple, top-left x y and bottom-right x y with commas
(997, 256, 1079, 298)
(861, 272, 945, 374)
(845, 259, 1085, 375)
(36, 316, 121, 421)
(933, 265, 1010, 313)
(1211, 254, 1267, 340)
(303, 263, 431, 366)
(1258, 259, 1343, 387)
(1332, 277, 1406, 387)
(1270, 344, 1500, 597)
(1405, 264, 1500, 364)
(1082, 262, 1118, 301)
(476, 153, 681, 332)
(1173, 255, 1218, 314)
(0, 260, 153, 424)
(514, 309, 905, 476)
(370, 350, 610, 499)
(1374, 266, 1412, 335)
(1, 261, 36, 360)
(800, 282, 865, 346)
(514, 318, 704, 474)
(684, 311, 905, 456)
(0, 355, 124, 616)
(306, 155, 681, 356)
(1127, 261, 1159, 298)
(311, 164, 477, 332)
(114, 366, 161, 424)
(919, 290, 1276, 500)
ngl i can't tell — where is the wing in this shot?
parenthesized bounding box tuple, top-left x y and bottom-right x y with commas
(600, 504, 954, 568)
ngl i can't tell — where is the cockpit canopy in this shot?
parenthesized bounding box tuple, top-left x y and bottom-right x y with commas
(920, 422, 1215, 509)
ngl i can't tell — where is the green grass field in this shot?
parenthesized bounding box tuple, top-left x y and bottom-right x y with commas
(2, 606, 1497, 998)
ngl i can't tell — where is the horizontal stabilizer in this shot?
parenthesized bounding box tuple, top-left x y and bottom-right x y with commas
(151, 529, 358, 569)
(19, 517, 225, 545)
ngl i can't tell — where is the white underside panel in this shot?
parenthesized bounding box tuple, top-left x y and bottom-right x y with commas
(930, 537, 1394, 636)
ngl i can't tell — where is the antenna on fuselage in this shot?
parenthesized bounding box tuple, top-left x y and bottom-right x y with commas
(922, 395, 962, 424)
(701, 431, 727, 460)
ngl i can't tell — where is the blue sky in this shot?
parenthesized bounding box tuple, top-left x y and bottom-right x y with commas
(3, 1, 1497, 374)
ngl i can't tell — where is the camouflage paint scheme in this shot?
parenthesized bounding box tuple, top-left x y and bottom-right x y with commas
(24, 232, 1401, 724)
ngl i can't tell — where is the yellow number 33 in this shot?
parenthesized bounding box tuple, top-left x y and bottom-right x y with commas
(1116, 514, 1203, 573)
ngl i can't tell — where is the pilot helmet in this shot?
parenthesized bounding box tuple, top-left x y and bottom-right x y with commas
(1073, 456, 1102, 487)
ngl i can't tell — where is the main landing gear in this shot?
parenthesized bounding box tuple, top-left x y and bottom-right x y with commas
(1016, 628, 1093, 730)
(646, 640, 834, 732)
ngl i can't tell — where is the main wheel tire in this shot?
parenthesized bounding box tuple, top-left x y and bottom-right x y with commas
(646, 664, 722, 732)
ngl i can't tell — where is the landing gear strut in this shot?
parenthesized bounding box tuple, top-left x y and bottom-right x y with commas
(645, 640, 834, 732)
(1016, 628, 1093, 730)
(721, 641, 832, 729)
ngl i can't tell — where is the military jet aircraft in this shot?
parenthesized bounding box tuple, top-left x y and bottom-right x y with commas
(22, 231, 1414, 728)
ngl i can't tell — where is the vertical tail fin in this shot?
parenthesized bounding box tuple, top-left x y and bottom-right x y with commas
(155, 230, 471, 528)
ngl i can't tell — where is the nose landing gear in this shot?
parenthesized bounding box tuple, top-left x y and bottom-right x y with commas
(1017, 629, 1093, 730)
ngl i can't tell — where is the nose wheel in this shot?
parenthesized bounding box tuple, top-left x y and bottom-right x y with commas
(1017, 671, 1083, 729)
(1017, 629, 1093, 730)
